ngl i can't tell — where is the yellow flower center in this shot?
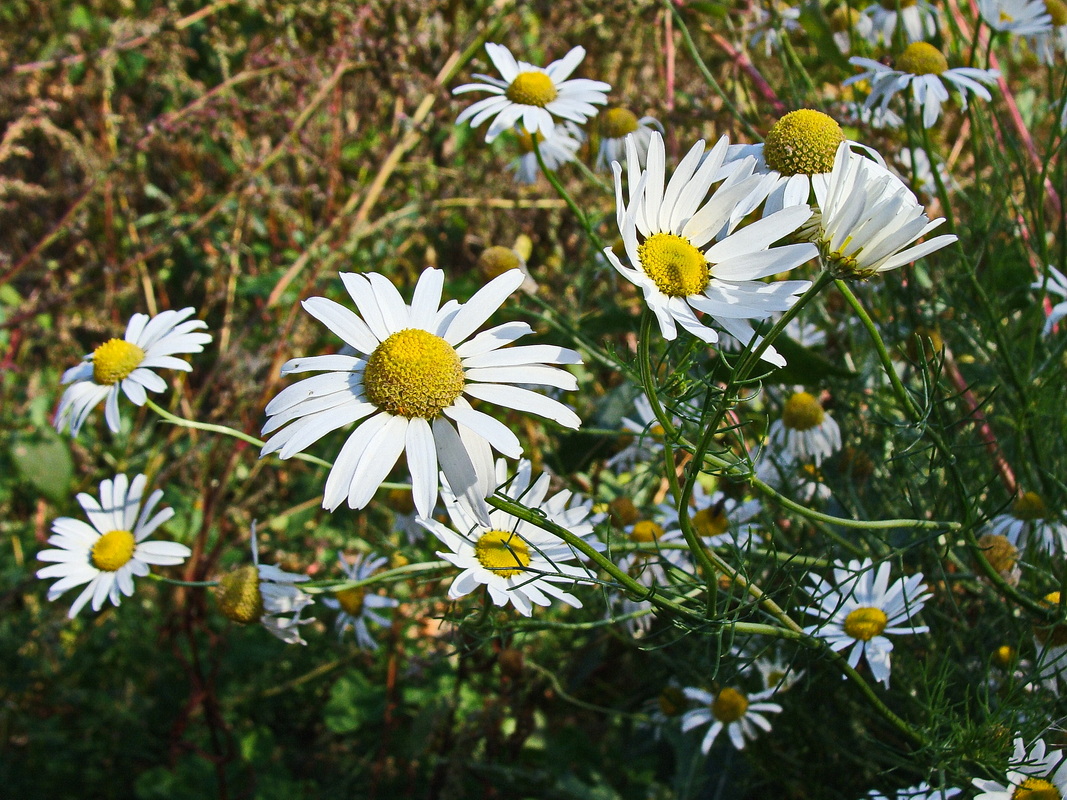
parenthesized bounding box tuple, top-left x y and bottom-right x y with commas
(1035, 591, 1067, 647)
(1012, 778, 1061, 800)
(711, 687, 749, 723)
(781, 391, 826, 431)
(763, 109, 845, 177)
(92, 339, 146, 385)
(637, 232, 710, 298)
(693, 507, 730, 539)
(992, 644, 1016, 667)
(90, 529, 136, 571)
(880, 0, 918, 8)
(609, 497, 640, 527)
(1047, 0, 1067, 26)
(335, 586, 367, 617)
(830, 6, 863, 31)
(478, 246, 522, 279)
(505, 71, 558, 107)
(1012, 491, 1048, 520)
(843, 606, 888, 641)
(363, 328, 465, 419)
(1000, 10, 1016, 22)
(896, 42, 949, 76)
(601, 107, 639, 139)
(214, 565, 264, 624)
(977, 533, 1018, 575)
(629, 520, 665, 543)
(474, 530, 531, 578)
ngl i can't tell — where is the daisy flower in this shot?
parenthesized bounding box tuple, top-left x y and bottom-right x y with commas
(972, 736, 1067, 799)
(261, 268, 582, 522)
(418, 458, 597, 616)
(985, 491, 1067, 554)
(808, 142, 957, 279)
(754, 652, 806, 693)
(1029, 1, 1067, 64)
(603, 131, 817, 366)
(606, 393, 697, 473)
(1032, 591, 1067, 686)
(453, 43, 610, 143)
(55, 307, 212, 436)
(830, 6, 875, 53)
(979, 0, 1053, 35)
(747, 3, 802, 56)
(897, 146, 956, 199)
(976, 532, 1022, 587)
(847, 43, 1000, 129)
(595, 108, 663, 172)
(36, 473, 190, 619)
(322, 551, 398, 650)
(617, 516, 694, 588)
(680, 685, 783, 752)
(510, 121, 584, 185)
(803, 559, 930, 687)
(663, 482, 763, 549)
(865, 783, 962, 800)
(768, 391, 842, 466)
(862, 0, 941, 44)
(1031, 264, 1067, 336)
(213, 522, 314, 645)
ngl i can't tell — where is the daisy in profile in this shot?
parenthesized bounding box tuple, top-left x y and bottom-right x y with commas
(418, 459, 597, 616)
(453, 43, 609, 143)
(595, 108, 663, 171)
(972, 735, 1067, 799)
(808, 142, 957, 279)
(510, 121, 584, 185)
(866, 783, 962, 800)
(767, 390, 842, 466)
(322, 551, 398, 650)
(213, 522, 314, 645)
(603, 131, 817, 366)
(55, 307, 212, 436)
(862, 0, 940, 44)
(261, 268, 582, 522)
(847, 43, 1000, 128)
(985, 491, 1067, 554)
(1031, 264, 1067, 336)
(680, 685, 783, 752)
(36, 473, 190, 619)
(802, 558, 931, 687)
(978, 0, 1053, 35)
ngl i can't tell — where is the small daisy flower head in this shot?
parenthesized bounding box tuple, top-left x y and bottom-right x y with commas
(604, 131, 817, 366)
(847, 44, 1000, 128)
(322, 551, 398, 650)
(477, 244, 537, 295)
(972, 735, 1067, 799)
(830, 5, 875, 52)
(802, 558, 931, 687)
(261, 268, 582, 524)
(862, 0, 941, 44)
(754, 651, 806, 693)
(987, 492, 1067, 554)
(768, 390, 842, 466)
(213, 523, 314, 645)
(866, 783, 962, 800)
(607, 393, 694, 473)
(510, 121, 585, 184)
(979, 0, 1053, 34)
(977, 532, 1022, 586)
(809, 143, 957, 279)
(418, 458, 596, 616)
(1031, 265, 1067, 337)
(453, 43, 610, 143)
(747, 3, 803, 56)
(680, 685, 783, 752)
(675, 482, 763, 550)
(1029, 0, 1067, 63)
(596, 109, 663, 171)
(55, 307, 212, 436)
(36, 473, 190, 619)
(617, 515, 693, 588)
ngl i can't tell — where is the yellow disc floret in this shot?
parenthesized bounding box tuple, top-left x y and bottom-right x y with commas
(335, 586, 367, 617)
(763, 109, 844, 176)
(1011, 778, 1061, 800)
(782, 392, 826, 431)
(711, 687, 750, 723)
(896, 42, 949, 76)
(92, 339, 146, 386)
(693, 506, 730, 539)
(830, 6, 863, 31)
(1012, 491, 1048, 520)
(637, 233, 710, 298)
(91, 529, 136, 571)
(629, 520, 665, 543)
(506, 71, 558, 107)
(1047, 0, 1067, 26)
(214, 565, 264, 624)
(977, 533, 1018, 576)
(363, 328, 465, 419)
(843, 606, 888, 641)
(475, 530, 531, 577)
(1035, 591, 1067, 647)
(601, 107, 639, 139)
(478, 246, 522, 279)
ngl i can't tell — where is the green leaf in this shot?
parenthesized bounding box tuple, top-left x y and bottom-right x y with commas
(9, 428, 74, 503)
(323, 671, 385, 734)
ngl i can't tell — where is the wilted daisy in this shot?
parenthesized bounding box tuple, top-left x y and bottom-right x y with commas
(453, 43, 609, 143)
(862, 0, 940, 44)
(596, 108, 663, 171)
(510, 121, 584, 185)
(322, 551, 398, 650)
(847, 43, 1000, 128)
(768, 391, 842, 466)
(55, 307, 212, 436)
(36, 473, 190, 619)
(972, 736, 1067, 799)
(866, 783, 962, 800)
(680, 685, 783, 752)
(604, 131, 817, 366)
(419, 459, 596, 616)
(802, 558, 931, 687)
(1032, 264, 1067, 336)
(213, 523, 314, 645)
(808, 142, 957, 279)
(979, 0, 1053, 35)
(985, 492, 1067, 554)
(261, 268, 582, 522)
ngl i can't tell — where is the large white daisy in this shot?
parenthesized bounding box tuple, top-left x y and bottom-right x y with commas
(972, 736, 1067, 799)
(261, 268, 582, 522)
(454, 43, 609, 143)
(680, 685, 783, 752)
(55, 307, 212, 436)
(36, 473, 190, 618)
(802, 558, 931, 687)
(603, 131, 817, 367)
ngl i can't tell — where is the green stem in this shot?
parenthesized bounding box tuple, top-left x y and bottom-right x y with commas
(147, 574, 219, 588)
(301, 560, 452, 593)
